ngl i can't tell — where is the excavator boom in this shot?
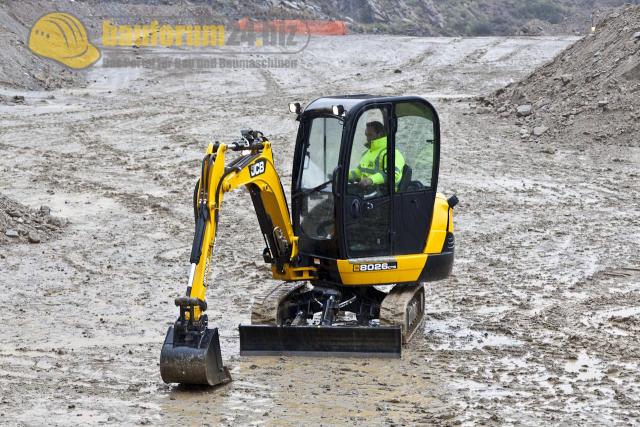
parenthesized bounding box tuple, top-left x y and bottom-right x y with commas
(160, 131, 314, 386)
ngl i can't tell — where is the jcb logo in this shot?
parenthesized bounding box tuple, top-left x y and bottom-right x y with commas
(250, 160, 266, 177)
(353, 262, 397, 272)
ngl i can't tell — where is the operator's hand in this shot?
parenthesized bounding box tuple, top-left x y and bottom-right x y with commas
(358, 177, 373, 188)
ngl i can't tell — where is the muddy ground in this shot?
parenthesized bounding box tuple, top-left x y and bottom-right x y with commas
(1, 35, 639, 426)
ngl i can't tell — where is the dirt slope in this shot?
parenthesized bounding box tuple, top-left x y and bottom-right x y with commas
(489, 5, 640, 146)
(0, 6, 82, 90)
(0, 194, 66, 244)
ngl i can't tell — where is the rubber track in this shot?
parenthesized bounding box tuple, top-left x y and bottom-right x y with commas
(379, 283, 425, 343)
(251, 282, 307, 325)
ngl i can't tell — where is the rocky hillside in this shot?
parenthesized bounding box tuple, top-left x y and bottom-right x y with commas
(488, 5, 640, 146)
(0, 0, 634, 91)
(0, 5, 82, 90)
(249, 0, 631, 36)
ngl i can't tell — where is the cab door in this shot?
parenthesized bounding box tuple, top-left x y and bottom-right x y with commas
(292, 114, 343, 258)
(342, 104, 393, 258)
(391, 100, 440, 255)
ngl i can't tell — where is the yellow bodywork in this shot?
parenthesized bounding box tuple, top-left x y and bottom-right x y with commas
(337, 194, 453, 285)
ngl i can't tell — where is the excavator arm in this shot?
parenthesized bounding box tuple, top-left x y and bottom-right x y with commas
(160, 130, 315, 386)
(188, 131, 316, 320)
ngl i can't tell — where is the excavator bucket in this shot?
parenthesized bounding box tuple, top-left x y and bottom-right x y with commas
(238, 325, 402, 358)
(160, 326, 231, 386)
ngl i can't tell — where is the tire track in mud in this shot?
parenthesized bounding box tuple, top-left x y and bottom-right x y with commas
(257, 68, 284, 99)
(462, 38, 505, 64)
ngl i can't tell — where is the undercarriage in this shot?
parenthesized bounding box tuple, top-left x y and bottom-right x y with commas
(240, 281, 425, 356)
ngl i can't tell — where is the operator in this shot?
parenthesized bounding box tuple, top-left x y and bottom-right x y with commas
(348, 121, 404, 191)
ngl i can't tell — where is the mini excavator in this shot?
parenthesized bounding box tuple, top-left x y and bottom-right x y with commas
(160, 96, 457, 386)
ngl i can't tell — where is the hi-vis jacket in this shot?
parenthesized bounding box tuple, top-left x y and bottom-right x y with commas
(348, 136, 405, 187)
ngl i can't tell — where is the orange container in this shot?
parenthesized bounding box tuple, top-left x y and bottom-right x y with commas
(237, 18, 348, 35)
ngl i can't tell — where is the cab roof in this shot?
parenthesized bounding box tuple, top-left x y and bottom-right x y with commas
(302, 95, 381, 115)
(302, 95, 431, 116)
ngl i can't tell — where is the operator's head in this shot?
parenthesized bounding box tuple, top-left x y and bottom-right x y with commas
(365, 121, 385, 146)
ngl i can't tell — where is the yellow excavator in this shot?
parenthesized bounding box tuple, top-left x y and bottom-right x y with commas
(160, 95, 457, 386)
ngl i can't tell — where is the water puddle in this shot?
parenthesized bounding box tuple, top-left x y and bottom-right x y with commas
(426, 318, 523, 350)
(563, 351, 604, 381)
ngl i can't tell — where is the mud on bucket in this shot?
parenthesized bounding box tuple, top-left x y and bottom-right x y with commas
(160, 326, 231, 386)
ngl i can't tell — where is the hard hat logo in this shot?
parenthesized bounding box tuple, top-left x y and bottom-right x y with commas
(29, 12, 100, 70)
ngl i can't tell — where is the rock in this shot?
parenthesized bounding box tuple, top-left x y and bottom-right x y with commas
(598, 100, 609, 108)
(541, 147, 557, 154)
(393, 69, 402, 74)
(497, 105, 507, 113)
(510, 88, 527, 103)
(27, 231, 41, 244)
(12, 95, 25, 104)
(48, 216, 66, 227)
(560, 74, 573, 85)
(39, 206, 51, 215)
(516, 104, 533, 117)
(632, 31, 640, 40)
(533, 126, 548, 136)
(475, 106, 492, 114)
(7, 209, 20, 218)
(4, 229, 19, 238)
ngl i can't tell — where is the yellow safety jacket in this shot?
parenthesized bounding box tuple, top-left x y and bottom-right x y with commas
(348, 136, 404, 187)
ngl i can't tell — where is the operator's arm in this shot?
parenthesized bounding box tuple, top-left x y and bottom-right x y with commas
(393, 149, 405, 185)
(348, 167, 362, 182)
(369, 171, 385, 185)
(371, 150, 404, 186)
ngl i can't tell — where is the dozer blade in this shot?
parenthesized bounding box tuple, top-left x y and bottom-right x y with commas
(160, 326, 231, 386)
(239, 325, 402, 358)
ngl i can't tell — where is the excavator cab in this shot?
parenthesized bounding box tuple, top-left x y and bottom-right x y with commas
(291, 96, 441, 265)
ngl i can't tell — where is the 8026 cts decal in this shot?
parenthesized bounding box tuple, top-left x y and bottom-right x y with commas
(353, 262, 398, 272)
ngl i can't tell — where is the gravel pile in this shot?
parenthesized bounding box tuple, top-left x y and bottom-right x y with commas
(487, 5, 640, 146)
(0, 194, 66, 245)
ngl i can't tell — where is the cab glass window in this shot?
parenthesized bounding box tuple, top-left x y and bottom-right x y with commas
(394, 102, 436, 192)
(299, 116, 342, 240)
(347, 108, 389, 197)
